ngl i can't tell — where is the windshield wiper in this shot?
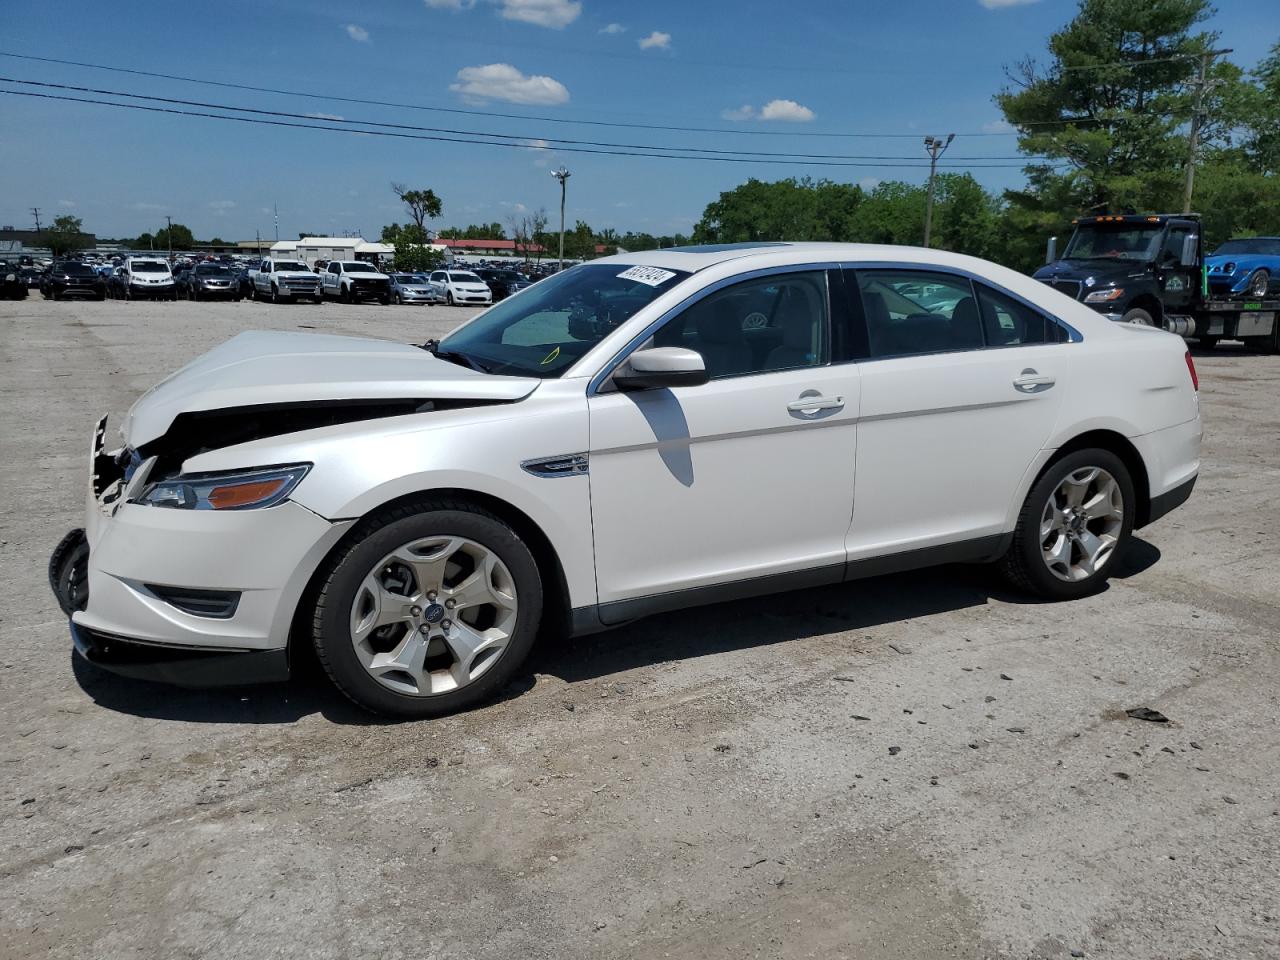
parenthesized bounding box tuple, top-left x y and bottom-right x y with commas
(424, 341, 492, 374)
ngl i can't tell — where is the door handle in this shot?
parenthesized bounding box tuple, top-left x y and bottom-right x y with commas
(1013, 369, 1055, 392)
(787, 395, 844, 414)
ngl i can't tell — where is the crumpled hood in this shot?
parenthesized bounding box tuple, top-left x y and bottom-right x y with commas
(123, 330, 538, 446)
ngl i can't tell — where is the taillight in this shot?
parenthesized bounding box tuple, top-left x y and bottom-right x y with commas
(1184, 350, 1199, 391)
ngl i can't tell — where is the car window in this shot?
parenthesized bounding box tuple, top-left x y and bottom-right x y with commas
(1161, 227, 1190, 265)
(653, 271, 829, 379)
(975, 284, 1067, 346)
(853, 270, 983, 358)
(439, 263, 690, 379)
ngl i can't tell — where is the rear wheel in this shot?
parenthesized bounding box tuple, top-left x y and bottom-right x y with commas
(1000, 449, 1134, 600)
(312, 501, 543, 718)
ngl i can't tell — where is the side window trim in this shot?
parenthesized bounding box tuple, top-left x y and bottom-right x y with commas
(587, 262, 844, 396)
(841, 260, 1082, 352)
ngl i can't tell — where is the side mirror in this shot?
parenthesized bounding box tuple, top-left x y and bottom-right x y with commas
(1181, 234, 1199, 268)
(1045, 236, 1057, 264)
(613, 347, 709, 391)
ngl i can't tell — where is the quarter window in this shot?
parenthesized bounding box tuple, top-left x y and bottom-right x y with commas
(655, 271, 830, 379)
(853, 270, 983, 358)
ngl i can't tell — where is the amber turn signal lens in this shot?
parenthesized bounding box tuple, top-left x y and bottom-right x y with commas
(207, 478, 289, 510)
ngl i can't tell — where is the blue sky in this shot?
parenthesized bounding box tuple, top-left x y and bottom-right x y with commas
(1, 0, 1275, 241)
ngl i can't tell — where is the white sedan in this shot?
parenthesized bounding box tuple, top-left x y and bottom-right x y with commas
(51, 243, 1201, 718)
(430, 268, 494, 306)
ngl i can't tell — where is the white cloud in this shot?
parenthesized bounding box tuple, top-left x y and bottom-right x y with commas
(500, 0, 581, 29)
(524, 138, 551, 150)
(208, 200, 237, 211)
(638, 30, 671, 50)
(424, 0, 476, 8)
(978, 0, 1039, 8)
(981, 118, 1015, 133)
(759, 99, 815, 122)
(721, 104, 757, 122)
(307, 112, 346, 121)
(58, 199, 76, 208)
(450, 63, 570, 105)
(344, 23, 370, 42)
(723, 99, 816, 123)
(600, 22, 626, 34)
(857, 177, 881, 191)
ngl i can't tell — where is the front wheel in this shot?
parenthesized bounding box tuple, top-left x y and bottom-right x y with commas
(999, 449, 1135, 600)
(1246, 269, 1270, 299)
(1121, 307, 1154, 326)
(446, 290, 455, 306)
(311, 500, 543, 718)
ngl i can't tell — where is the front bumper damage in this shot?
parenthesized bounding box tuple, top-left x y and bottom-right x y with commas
(54, 416, 352, 687)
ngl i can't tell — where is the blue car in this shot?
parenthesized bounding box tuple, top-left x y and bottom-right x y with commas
(1205, 236, 1280, 299)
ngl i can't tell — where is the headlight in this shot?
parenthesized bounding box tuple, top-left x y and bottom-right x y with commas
(132, 464, 311, 510)
(5, 273, 14, 282)
(1084, 287, 1125, 303)
(1223, 262, 1236, 273)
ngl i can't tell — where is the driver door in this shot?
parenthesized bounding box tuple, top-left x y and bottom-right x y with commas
(587, 268, 860, 620)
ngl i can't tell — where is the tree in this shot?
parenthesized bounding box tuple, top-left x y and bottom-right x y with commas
(693, 178, 865, 243)
(563, 220, 597, 260)
(208, 236, 226, 247)
(152, 222, 194, 251)
(392, 239, 444, 272)
(391, 183, 443, 235)
(381, 222, 429, 245)
(42, 215, 92, 257)
(134, 231, 155, 251)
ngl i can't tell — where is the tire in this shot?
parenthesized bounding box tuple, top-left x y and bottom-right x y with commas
(94, 293, 105, 301)
(1121, 307, 1154, 326)
(49, 528, 90, 616)
(1198, 335, 1220, 350)
(447, 290, 455, 306)
(271, 285, 279, 304)
(395, 292, 402, 305)
(311, 500, 543, 718)
(379, 295, 391, 305)
(999, 448, 1135, 601)
(339, 285, 349, 304)
(1246, 269, 1270, 299)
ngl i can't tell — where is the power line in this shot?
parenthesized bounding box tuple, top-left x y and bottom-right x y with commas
(0, 88, 1046, 170)
(0, 76, 1046, 163)
(0, 50, 1048, 139)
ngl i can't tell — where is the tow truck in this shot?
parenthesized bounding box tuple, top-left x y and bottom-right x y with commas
(1035, 213, 1280, 352)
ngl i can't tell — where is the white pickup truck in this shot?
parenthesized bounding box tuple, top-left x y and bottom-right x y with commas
(249, 258, 324, 304)
(321, 260, 393, 304)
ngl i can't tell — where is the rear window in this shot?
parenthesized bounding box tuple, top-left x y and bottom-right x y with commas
(274, 261, 309, 272)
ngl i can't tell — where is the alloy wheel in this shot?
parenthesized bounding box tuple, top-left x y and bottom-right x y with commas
(348, 536, 518, 697)
(1249, 271, 1269, 298)
(1039, 466, 1124, 581)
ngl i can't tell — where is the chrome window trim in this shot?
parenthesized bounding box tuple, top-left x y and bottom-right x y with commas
(587, 261, 842, 397)
(844, 260, 1084, 346)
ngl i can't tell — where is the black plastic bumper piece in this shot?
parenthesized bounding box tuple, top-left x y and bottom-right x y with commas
(1144, 474, 1197, 528)
(71, 623, 290, 687)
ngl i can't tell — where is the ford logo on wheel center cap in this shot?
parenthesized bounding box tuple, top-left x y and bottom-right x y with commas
(423, 603, 446, 624)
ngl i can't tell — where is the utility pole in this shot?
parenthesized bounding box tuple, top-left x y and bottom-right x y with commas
(922, 134, 954, 248)
(1183, 48, 1232, 214)
(30, 207, 42, 233)
(551, 166, 570, 270)
(274, 204, 279, 242)
(165, 215, 173, 260)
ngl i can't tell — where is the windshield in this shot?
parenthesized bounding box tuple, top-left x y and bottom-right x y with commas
(60, 263, 97, 276)
(1212, 238, 1280, 257)
(344, 262, 377, 273)
(275, 261, 309, 272)
(1062, 224, 1163, 262)
(196, 265, 232, 277)
(438, 263, 690, 378)
(449, 272, 482, 282)
(131, 261, 169, 273)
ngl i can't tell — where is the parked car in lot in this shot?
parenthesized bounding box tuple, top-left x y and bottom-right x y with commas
(390, 272, 445, 304)
(51, 243, 1201, 719)
(1205, 236, 1280, 298)
(430, 268, 494, 306)
(121, 257, 176, 300)
(40, 260, 106, 300)
(322, 260, 391, 304)
(1, 260, 29, 300)
(250, 258, 324, 303)
(183, 262, 243, 301)
(474, 267, 532, 302)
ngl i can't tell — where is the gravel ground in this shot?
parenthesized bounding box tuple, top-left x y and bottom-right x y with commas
(1, 295, 1277, 960)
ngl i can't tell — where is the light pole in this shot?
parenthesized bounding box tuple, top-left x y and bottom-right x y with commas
(165, 215, 173, 261)
(551, 166, 570, 270)
(922, 133, 954, 248)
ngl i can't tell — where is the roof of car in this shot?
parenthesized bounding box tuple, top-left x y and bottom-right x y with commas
(589, 241, 1003, 272)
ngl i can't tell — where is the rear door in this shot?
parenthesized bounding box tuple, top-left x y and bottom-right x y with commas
(843, 266, 1072, 561)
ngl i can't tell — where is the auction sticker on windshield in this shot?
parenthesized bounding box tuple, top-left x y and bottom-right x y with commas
(617, 266, 677, 287)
